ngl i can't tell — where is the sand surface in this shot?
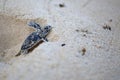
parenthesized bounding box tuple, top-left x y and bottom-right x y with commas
(0, 0, 120, 80)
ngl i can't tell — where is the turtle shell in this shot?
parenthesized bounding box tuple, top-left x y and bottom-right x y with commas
(21, 32, 42, 50)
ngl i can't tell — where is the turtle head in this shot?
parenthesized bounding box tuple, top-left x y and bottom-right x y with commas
(42, 25, 52, 37)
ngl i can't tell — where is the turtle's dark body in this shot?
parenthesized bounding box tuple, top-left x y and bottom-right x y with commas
(21, 32, 42, 50)
(15, 21, 52, 56)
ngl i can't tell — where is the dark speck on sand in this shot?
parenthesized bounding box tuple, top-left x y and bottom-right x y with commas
(61, 44, 66, 47)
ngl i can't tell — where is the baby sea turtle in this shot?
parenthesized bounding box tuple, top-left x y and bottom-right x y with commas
(15, 21, 52, 56)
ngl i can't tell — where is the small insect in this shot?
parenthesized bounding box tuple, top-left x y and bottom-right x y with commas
(15, 21, 52, 56)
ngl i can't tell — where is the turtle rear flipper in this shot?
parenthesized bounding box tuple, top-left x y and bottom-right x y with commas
(15, 51, 21, 57)
(15, 50, 28, 57)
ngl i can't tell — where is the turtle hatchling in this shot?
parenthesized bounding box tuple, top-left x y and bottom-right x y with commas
(15, 21, 52, 56)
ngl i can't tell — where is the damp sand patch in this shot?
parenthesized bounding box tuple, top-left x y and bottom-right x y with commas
(0, 14, 47, 62)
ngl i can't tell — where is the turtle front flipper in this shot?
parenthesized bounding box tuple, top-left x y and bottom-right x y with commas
(28, 21, 42, 31)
